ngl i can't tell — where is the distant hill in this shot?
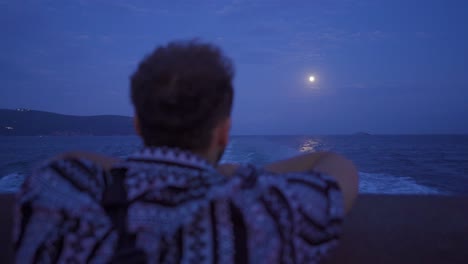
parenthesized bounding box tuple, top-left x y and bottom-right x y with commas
(353, 132, 372, 136)
(0, 109, 134, 136)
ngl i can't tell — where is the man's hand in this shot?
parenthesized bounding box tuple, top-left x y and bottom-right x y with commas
(265, 152, 359, 214)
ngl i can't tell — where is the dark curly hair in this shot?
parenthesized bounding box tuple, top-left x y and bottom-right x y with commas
(130, 40, 234, 151)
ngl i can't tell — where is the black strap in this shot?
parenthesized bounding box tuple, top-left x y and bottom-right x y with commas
(102, 168, 147, 264)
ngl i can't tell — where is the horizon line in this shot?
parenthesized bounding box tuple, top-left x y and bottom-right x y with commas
(2, 108, 467, 136)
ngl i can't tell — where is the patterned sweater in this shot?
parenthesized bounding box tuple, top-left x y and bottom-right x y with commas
(15, 147, 343, 263)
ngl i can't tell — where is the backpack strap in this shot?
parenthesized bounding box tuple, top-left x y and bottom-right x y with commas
(102, 168, 147, 264)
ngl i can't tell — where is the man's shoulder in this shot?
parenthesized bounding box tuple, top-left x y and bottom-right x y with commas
(23, 157, 109, 200)
(40, 157, 104, 174)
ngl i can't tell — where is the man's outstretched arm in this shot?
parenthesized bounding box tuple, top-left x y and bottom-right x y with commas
(264, 152, 359, 214)
(57, 151, 359, 213)
(51, 151, 120, 170)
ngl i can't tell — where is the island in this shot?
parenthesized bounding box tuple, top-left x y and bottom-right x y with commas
(353, 132, 372, 136)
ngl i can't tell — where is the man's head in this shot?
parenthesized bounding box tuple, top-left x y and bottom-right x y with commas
(130, 40, 234, 164)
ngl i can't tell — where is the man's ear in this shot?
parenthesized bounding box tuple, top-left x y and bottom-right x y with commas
(134, 116, 141, 136)
(217, 118, 231, 147)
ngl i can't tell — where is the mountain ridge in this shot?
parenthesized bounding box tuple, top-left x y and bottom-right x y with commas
(0, 109, 134, 136)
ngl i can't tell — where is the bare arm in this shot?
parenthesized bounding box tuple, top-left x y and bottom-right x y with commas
(50, 151, 120, 170)
(264, 152, 359, 214)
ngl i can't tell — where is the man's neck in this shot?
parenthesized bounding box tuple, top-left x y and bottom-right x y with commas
(142, 145, 218, 166)
(192, 149, 218, 166)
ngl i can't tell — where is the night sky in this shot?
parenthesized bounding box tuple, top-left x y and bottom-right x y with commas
(1, 0, 467, 135)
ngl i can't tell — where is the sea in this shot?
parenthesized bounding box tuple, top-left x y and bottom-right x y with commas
(0, 135, 467, 195)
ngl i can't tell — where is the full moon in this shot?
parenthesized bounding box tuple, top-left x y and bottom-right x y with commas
(308, 75, 316, 83)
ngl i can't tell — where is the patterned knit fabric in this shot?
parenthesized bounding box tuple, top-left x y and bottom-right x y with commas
(15, 147, 343, 263)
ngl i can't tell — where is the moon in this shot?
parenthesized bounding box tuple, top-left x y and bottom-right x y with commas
(308, 75, 316, 83)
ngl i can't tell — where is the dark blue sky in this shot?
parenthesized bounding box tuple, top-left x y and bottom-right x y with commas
(1, 0, 467, 134)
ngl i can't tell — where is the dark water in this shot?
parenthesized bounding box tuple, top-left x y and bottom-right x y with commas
(0, 135, 467, 195)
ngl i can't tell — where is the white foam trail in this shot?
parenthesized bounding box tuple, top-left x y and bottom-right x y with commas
(222, 138, 443, 195)
(0, 173, 25, 193)
(359, 172, 442, 194)
(0, 171, 443, 195)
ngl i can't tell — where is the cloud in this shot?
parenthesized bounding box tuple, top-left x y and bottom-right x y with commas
(246, 24, 282, 37)
(233, 43, 323, 65)
(98, 35, 113, 43)
(415, 31, 431, 39)
(62, 33, 91, 47)
(292, 27, 392, 45)
(112, 1, 168, 15)
(74, 34, 90, 40)
(215, 0, 244, 16)
(75, 0, 168, 15)
(114, 2, 153, 14)
(214, 0, 279, 17)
